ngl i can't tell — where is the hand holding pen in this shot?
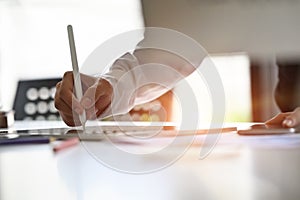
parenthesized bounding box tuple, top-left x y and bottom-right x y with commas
(54, 25, 113, 127)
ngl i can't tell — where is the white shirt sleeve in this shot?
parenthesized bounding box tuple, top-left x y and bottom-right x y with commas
(99, 28, 207, 118)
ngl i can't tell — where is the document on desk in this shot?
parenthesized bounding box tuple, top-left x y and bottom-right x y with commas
(0, 121, 236, 139)
(115, 126, 300, 151)
(3, 123, 299, 151)
(5, 121, 299, 149)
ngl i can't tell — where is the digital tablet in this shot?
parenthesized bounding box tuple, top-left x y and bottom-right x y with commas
(237, 124, 300, 135)
(0, 124, 174, 141)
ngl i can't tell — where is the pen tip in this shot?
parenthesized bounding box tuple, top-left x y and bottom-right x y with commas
(82, 123, 86, 132)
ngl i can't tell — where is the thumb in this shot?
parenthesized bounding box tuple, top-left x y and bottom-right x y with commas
(80, 79, 110, 109)
(282, 107, 300, 127)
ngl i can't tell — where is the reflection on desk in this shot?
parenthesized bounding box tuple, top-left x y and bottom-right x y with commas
(1, 121, 300, 200)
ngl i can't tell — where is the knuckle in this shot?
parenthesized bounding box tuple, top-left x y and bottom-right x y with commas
(58, 87, 68, 99)
(64, 118, 75, 126)
(55, 81, 61, 89)
(61, 114, 76, 127)
(54, 100, 62, 110)
(102, 79, 112, 91)
(54, 83, 61, 98)
(95, 79, 113, 98)
(63, 71, 72, 79)
(65, 120, 75, 127)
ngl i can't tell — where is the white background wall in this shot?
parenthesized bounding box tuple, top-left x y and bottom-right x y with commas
(0, 0, 252, 123)
(142, 0, 300, 56)
(0, 0, 144, 110)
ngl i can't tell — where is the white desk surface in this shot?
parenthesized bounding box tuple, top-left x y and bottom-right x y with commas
(1, 121, 300, 200)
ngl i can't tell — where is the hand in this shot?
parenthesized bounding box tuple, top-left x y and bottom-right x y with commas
(55, 71, 113, 126)
(265, 107, 300, 128)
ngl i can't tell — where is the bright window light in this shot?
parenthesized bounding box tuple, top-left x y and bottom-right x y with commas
(173, 53, 252, 128)
(0, 0, 144, 109)
(212, 54, 252, 122)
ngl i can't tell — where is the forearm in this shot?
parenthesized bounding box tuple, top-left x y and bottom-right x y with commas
(99, 29, 207, 118)
(100, 49, 201, 118)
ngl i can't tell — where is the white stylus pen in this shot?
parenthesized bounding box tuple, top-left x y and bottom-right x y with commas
(67, 25, 86, 130)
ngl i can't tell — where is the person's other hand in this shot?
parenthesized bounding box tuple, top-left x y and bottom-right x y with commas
(265, 107, 300, 128)
(55, 71, 113, 126)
